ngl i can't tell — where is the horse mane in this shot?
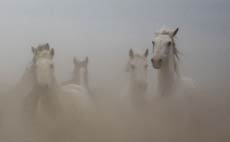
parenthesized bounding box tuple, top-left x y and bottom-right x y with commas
(134, 54, 147, 60)
(37, 43, 50, 51)
(71, 66, 80, 84)
(158, 27, 173, 35)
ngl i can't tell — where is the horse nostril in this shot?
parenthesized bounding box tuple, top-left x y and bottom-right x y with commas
(151, 58, 154, 63)
(159, 59, 162, 64)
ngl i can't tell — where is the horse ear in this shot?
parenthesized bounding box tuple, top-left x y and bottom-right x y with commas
(73, 57, 79, 65)
(172, 28, 179, 37)
(50, 48, 54, 57)
(85, 56, 89, 64)
(45, 43, 50, 50)
(129, 49, 134, 58)
(144, 48, 149, 57)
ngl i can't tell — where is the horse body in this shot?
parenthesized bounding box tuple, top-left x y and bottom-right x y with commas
(60, 84, 92, 118)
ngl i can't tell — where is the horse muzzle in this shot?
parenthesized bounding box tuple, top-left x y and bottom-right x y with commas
(151, 58, 162, 69)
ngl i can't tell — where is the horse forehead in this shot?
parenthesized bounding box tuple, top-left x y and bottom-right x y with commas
(154, 35, 171, 44)
(36, 51, 52, 59)
(36, 58, 53, 65)
(131, 56, 147, 65)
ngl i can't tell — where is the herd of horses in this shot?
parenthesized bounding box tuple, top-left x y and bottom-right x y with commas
(16, 27, 196, 117)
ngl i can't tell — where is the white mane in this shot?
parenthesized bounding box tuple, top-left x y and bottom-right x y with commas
(156, 27, 177, 35)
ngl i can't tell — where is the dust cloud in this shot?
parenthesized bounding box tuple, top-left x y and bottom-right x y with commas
(0, 0, 229, 142)
(0, 52, 229, 142)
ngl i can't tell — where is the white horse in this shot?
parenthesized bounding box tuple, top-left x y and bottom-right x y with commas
(21, 44, 94, 141)
(62, 57, 91, 95)
(23, 44, 92, 119)
(150, 27, 197, 134)
(121, 48, 149, 108)
(13, 44, 56, 95)
(151, 27, 195, 97)
(23, 44, 61, 118)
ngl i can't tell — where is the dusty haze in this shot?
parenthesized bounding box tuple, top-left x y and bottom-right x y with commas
(0, 0, 229, 142)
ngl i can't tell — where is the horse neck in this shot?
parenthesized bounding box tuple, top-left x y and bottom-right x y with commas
(83, 68, 89, 90)
(157, 55, 180, 96)
(71, 68, 80, 84)
(32, 68, 59, 94)
(72, 68, 89, 89)
(80, 68, 89, 90)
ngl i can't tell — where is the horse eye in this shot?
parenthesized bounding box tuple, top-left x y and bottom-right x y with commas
(167, 41, 171, 47)
(50, 64, 54, 69)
